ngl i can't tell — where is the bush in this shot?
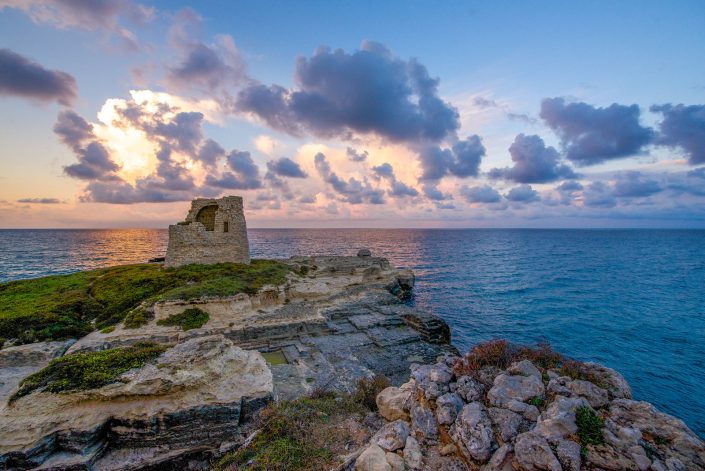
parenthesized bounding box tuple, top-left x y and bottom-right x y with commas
(11, 342, 167, 401)
(352, 375, 391, 411)
(560, 360, 608, 388)
(454, 339, 563, 376)
(156, 308, 209, 331)
(576, 405, 605, 456)
(123, 307, 153, 329)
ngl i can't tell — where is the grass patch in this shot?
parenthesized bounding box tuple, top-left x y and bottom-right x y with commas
(11, 341, 167, 401)
(123, 307, 153, 329)
(576, 405, 605, 457)
(157, 308, 209, 331)
(215, 389, 374, 471)
(0, 260, 292, 343)
(100, 325, 116, 334)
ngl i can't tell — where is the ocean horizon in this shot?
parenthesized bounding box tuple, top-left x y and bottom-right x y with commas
(1, 228, 704, 438)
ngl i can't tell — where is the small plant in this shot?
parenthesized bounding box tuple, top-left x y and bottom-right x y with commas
(529, 396, 544, 408)
(352, 375, 391, 411)
(11, 342, 167, 401)
(100, 325, 115, 334)
(123, 307, 152, 329)
(576, 406, 604, 457)
(157, 308, 209, 331)
(560, 360, 608, 388)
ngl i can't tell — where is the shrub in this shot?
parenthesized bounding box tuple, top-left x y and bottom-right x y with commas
(11, 342, 167, 401)
(576, 405, 605, 456)
(352, 375, 391, 411)
(560, 360, 608, 388)
(156, 308, 209, 331)
(123, 307, 152, 329)
(100, 325, 115, 334)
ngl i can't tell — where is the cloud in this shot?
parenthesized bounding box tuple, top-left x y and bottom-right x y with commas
(489, 134, 576, 183)
(472, 96, 498, 109)
(314, 152, 385, 204)
(651, 104, 705, 165)
(166, 9, 247, 95)
(196, 138, 225, 168)
(556, 180, 583, 192)
(459, 185, 502, 203)
(17, 197, 62, 204)
(582, 181, 616, 208)
(266, 157, 307, 178)
(612, 171, 662, 197)
(1, 0, 154, 50)
(505, 184, 540, 203)
(507, 112, 537, 124)
(372, 163, 419, 198)
(346, 147, 368, 162)
(422, 183, 451, 201)
(0, 48, 77, 105)
(540, 97, 654, 165)
(419, 135, 485, 181)
(236, 41, 459, 144)
(206, 150, 262, 190)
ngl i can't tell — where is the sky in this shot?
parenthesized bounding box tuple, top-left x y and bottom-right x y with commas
(0, 0, 704, 228)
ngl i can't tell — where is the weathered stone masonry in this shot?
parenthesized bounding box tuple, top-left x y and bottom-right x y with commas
(165, 196, 250, 267)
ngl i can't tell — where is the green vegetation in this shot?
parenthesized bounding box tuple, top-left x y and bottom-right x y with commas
(529, 396, 544, 408)
(100, 325, 115, 334)
(0, 260, 292, 344)
(123, 307, 153, 329)
(576, 405, 605, 456)
(215, 385, 378, 471)
(11, 342, 167, 401)
(157, 308, 210, 331)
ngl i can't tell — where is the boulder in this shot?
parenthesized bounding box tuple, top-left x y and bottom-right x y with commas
(376, 420, 410, 452)
(507, 360, 542, 379)
(451, 402, 496, 462)
(488, 373, 545, 408)
(568, 379, 609, 408)
(513, 431, 562, 471)
(410, 402, 438, 444)
(385, 452, 405, 471)
(435, 392, 464, 425)
(455, 375, 484, 402)
(403, 436, 423, 470)
(376, 386, 412, 422)
(585, 444, 639, 470)
(555, 439, 581, 471)
(356, 443, 392, 471)
(488, 407, 523, 443)
(536, 396, 590, 440)
(583, 362, 632, 399)
(481, 444, 514, 471)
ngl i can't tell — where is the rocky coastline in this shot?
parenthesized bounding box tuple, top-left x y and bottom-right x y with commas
(0, 254, 703, 470)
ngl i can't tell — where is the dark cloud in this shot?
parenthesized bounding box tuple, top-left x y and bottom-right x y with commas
(422, 183, 451, 201)
(372, 163, 419, 198)
(459, 185, 502, 203)
(489, 134, 576, 183)
(206, 150, 262, 190)
(473, 96, 498, 109)
(583, 181, 616, 208)
(266, 157, 307, 178)
(0, 48, 77, 105)
(314, 152, 385, 204)
(196, 138, 225, 168)
(166, 9, 246, 94)
(17, 197, 62, 204)
(556, 180, 583, 192)
(54, 110, 94, 152)
(688, 167, 705, 179)
(299, 195, 317, 204)
(505, 185, 540, 203)
(612, 171, 662, 197)
(346, 147, 368, 162)
(651, 104, 705, 165)
(540, 97, 654, 165)
(507, 112, 537, 124)
(2, 0, 154, 51)
(419, 135, 485, 181)
(237, 41, 459, 144)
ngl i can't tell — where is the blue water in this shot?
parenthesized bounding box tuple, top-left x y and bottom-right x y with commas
(1, 228, 704, 437)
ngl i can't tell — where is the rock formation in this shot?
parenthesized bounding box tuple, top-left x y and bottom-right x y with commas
(165, 196, 250, 267)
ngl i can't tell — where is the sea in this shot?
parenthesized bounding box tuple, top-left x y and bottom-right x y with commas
(1, 228, 704, 437)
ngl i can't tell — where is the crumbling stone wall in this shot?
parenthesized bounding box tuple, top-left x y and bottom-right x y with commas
(165, 196, 250, 267)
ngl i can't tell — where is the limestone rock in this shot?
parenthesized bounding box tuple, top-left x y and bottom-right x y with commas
(585, 444, 639, 470)
(455, 375, 484, 402)
(568, 379, 609, 408)
(385, 451, 405, 471)
(440, 443, 457, 456)
(583, 362, 632, 399)
(377, 386, 413, 422)
(403, 436, 423, 470)
(410, 402, 438, 444)
(536, 396, 590, 440)
(547, 376, 572, 396)
(488, 407, 523, 443)
(0, 335, 273, 470)
(376, 420, 410, 452)
(436, 392, 464, 425)
(451, 402, 496, 462)
(513, 431, 562, 471)
(507, 359, 542, 379)
(356, 443, 392, 471)
(488, 373, 544, 408)
(555, 439, 581, 471)
(481, 444, 514, 471)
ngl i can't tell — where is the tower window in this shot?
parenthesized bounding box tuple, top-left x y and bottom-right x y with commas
(223, 221, 229, 233)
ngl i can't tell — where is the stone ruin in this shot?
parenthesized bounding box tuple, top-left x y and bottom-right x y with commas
(164, 196, 250, 267)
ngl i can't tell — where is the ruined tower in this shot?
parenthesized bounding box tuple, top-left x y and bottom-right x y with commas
(164, 196, 250, 267)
